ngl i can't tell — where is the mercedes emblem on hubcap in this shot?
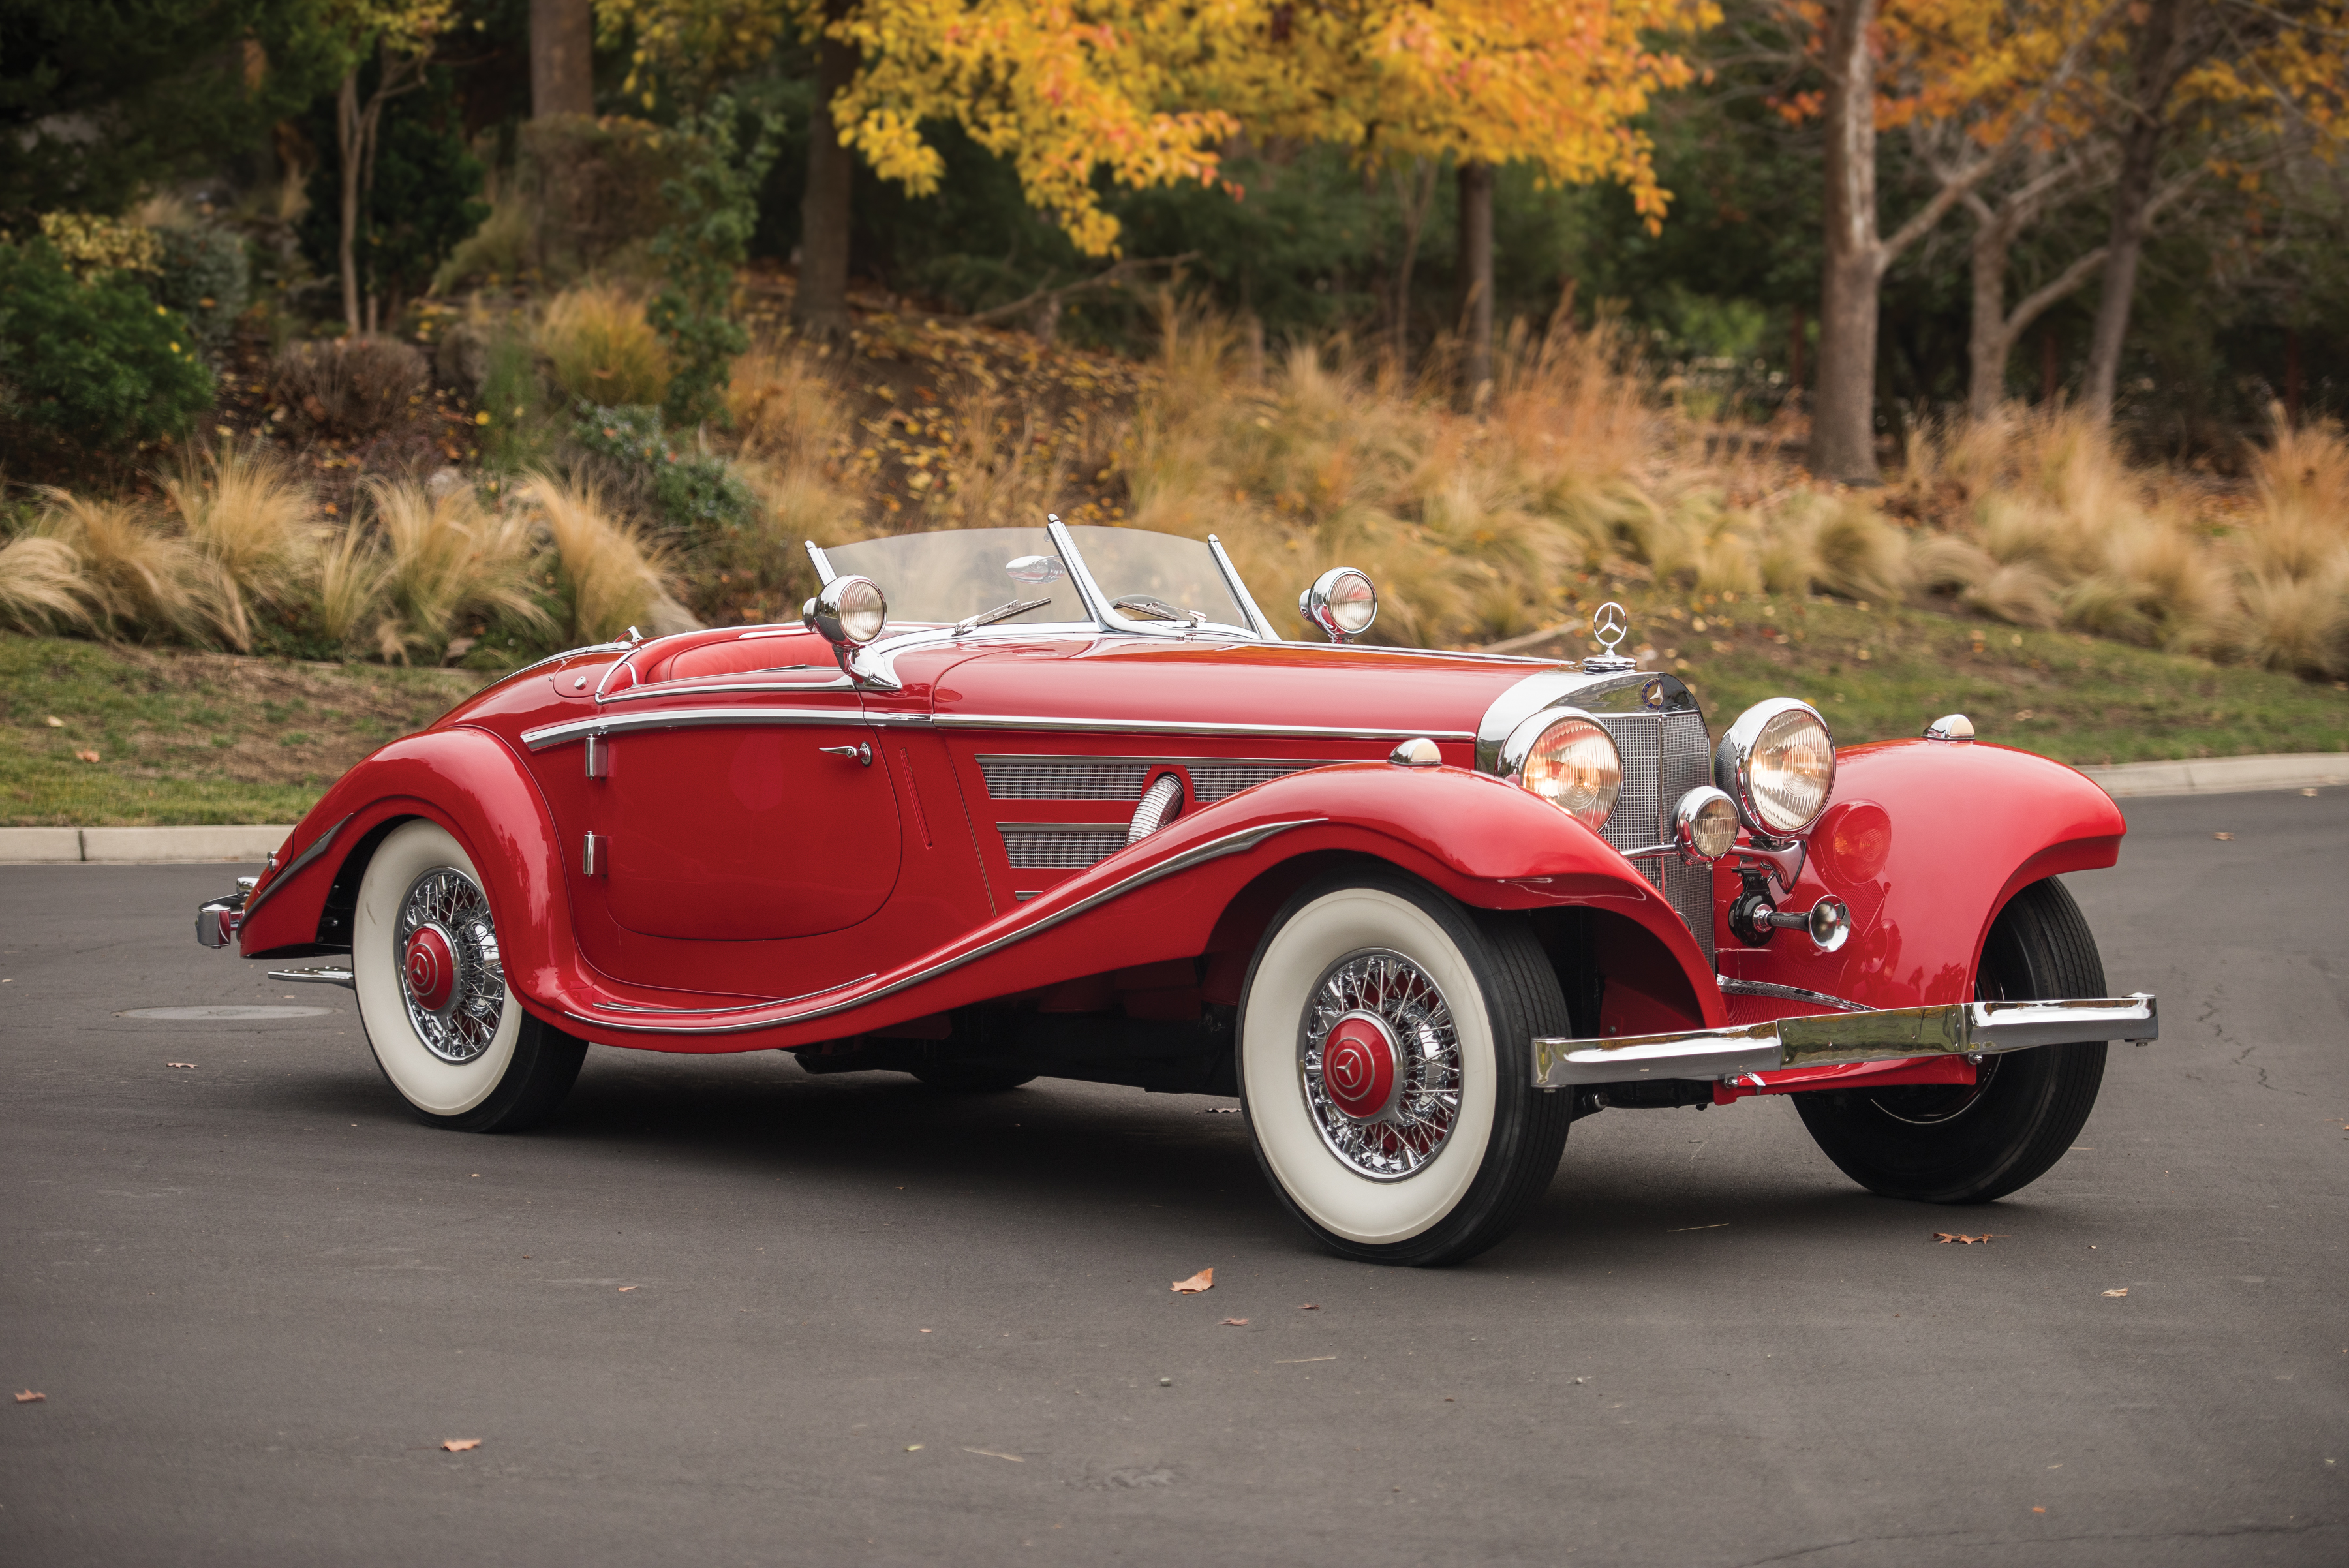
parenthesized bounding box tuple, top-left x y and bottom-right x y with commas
(403, 925, 456, 1013)
(1321, 1013, 1401, 1122)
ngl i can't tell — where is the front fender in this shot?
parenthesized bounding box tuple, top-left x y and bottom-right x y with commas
(1718, 739, 2127, 1012)
(234, 728, 585, 1026)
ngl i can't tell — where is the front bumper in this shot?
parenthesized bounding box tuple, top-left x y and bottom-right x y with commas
(1531, 993, 2158, 1089)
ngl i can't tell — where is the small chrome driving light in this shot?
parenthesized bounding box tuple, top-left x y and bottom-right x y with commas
(803, 575, 889, 647)
(1300, 567, 1377, 643)
(1672, 786, 1742, 863)
(1715, 698, 1836, 837)
(1502, 710, 1621, 832)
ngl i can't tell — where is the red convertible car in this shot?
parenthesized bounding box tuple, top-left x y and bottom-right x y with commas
(199, 519, 2157, 1265)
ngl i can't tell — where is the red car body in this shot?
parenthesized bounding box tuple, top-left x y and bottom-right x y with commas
(204, 526, 2153, 1264)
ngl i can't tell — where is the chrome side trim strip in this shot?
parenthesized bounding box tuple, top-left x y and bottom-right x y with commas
(588, 978, 878, 1015)
(1717, 977, 1873, 1013)
(269, 964, 355, 989)
(1531, 992, 2159, 1088)
(238, 813, 351, 924)
(935, 714, 1474, 741)
(521, 706, 870, 752)
(560, 816, 1324, 1036)
(597, 672, 857, 704)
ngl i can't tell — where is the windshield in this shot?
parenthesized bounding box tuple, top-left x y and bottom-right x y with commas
(819, 526, 1257, 635)
(1066, 527, 1251, 632)
(823, 528, 1088, 626)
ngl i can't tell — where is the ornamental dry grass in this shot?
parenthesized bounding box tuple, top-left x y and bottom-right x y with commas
(1899, 405, 2349, 676)
(539, 285, 671, 408)
(163, 440, 318, 650)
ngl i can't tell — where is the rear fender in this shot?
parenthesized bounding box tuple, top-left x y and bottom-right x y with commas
(1717, 739, 2127, 1015)
(234, 728, 585, 1027)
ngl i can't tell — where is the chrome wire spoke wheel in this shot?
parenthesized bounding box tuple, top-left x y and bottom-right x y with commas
(393, 867, 506, 1064)
(1298, 950, 1462, 1180)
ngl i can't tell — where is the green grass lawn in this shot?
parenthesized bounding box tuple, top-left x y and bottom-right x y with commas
(0, 636, 482, 826)
(1505, 592, 2349, 765)
(5, 605, 2344, 827)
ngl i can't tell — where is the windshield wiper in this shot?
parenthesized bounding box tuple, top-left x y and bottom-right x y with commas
(1113, 594, 1205, 626)
(953, 596, 1054, 636)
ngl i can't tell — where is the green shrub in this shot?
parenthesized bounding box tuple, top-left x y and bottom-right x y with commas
(572, 402, 756, 532)
(0, 239, 214, 448)
(154, 226, 251, 359)
(649, 100, 778, 429)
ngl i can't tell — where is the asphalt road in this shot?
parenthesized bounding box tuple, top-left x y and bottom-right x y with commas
(3, 789, 2344, 1567)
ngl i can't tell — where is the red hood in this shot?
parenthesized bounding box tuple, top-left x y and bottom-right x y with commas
(899, 636, 1565, 739)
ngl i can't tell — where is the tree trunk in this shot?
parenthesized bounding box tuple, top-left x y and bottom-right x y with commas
(1809, 0, 1883, 483)
(1967, 208, 2014, 422)
(1389, 157, 1435, 372)
(1787, 302, 1805, 397)
(2040, 324, 2061, 403)
(336, 70, 363, 334)
(1456, 160, 1494, 407)
(2082, 0, 2192, 425)
(530, 0, 594, 120)
(793, 2, 857, 345)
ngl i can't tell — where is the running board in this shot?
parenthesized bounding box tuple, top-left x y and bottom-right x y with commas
(1531, 994, 2158, 1089)
(269, 965, 355, 989)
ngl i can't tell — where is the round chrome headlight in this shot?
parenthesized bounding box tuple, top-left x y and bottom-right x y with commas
(1299, 567, 1378, 641)
(1502, 711, 1621, 833)
(1672, 786, 1742, 862)
(1715, 698, 1836, 837)
(803, 575, 889, 647)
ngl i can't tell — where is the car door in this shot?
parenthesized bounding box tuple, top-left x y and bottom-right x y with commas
(590, 690, 902, 944)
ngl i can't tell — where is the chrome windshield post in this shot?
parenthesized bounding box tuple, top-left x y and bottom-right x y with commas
(1207, 533, 1279, 641)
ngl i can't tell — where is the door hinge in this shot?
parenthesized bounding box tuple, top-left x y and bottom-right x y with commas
(585, 733, 609, 779)
(582, 831, 608, 875)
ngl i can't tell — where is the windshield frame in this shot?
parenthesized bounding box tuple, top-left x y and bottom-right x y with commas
(807, 518, 1277, 644)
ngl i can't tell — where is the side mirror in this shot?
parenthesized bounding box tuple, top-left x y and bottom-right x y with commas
(1298, 567, 1377, 643)
(802, 575, 888, 675)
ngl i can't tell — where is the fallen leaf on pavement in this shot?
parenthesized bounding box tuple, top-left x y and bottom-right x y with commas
(1276, 1357, 1336, 1364)
(442, 1439, 480, 1452)
(2212, 831, 2234, 840)
(15, 1391, 44, 1403)
(74, 750, 100, 763)
(2032, 1506, 2046, 1514)
(617, 1285, 637, 1293)
(1170, 1268, 1212, 1293)
(1219, 1317, 1249, 1327)
(166, 1062, 197, 1069)
(1935, 1233, 1998, 1244)
(2102, 1288, 2128, 1297)
(962, 1447, 1023, 1462)
(1298, 1304, 1319, 1310)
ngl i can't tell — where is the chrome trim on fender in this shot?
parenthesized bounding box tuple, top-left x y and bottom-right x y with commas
(589, 981, 875, 1015)
(935, 714, 1473, 742)
(1717, 977, 1872, 1013)
(521, 707, 872, 752)
(1531, 992, 2158, 1088)
(235, 813, 351, 926)
(560, 817, 1325, 1036)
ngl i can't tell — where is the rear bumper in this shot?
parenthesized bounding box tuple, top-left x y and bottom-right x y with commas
(195, 891, 247, 949)
(1531, 993, 2158, 1090)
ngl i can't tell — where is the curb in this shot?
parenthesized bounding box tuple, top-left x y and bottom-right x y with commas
(2073, 753, 2348, 799)
(0, 825, 290, 865)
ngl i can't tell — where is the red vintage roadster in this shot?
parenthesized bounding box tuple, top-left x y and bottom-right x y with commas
(199, 519, 2157, 1265)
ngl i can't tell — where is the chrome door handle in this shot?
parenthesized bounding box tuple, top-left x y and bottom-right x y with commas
(818, 743, 873, 767)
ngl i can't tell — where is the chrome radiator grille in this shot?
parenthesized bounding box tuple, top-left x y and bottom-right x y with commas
(1597, 709, 1715, 962)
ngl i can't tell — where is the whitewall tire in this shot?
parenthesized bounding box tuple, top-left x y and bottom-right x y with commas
(1238, 870, 1573, 1265)
(352, 819, 586, 1132)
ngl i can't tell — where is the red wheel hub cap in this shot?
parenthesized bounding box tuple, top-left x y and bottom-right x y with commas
(403, 925, 456, 1013)
(1321, 1013, 1400, 1121)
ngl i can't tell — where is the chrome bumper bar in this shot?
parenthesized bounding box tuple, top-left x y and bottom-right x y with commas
(1531, 993, 2158, 1089)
